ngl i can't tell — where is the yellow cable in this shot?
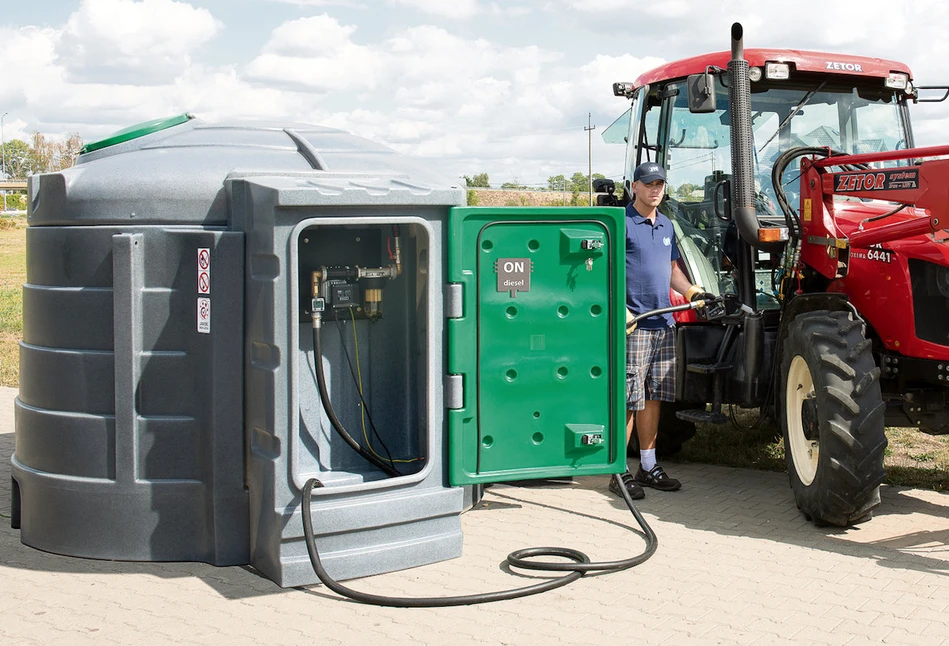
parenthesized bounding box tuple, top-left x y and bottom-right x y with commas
(350, 307, 369, 440)
(349, 308, 420, 463)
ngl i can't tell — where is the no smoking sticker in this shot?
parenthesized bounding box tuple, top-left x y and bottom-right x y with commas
(197, 248, 211, 294)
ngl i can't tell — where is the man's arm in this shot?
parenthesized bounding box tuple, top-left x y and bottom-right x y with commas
(670, 261, 693, 296)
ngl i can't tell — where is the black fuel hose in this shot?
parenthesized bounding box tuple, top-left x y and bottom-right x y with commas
(312, 326, 402, 478)
(627, 300, 712, 334)
(301, 474, 658, 607)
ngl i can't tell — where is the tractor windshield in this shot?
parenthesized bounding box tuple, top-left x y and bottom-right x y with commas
(663, 79, 908, 218)
(652, 77, 909, 308)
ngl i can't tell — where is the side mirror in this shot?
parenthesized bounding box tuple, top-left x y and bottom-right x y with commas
(592, 178, 615, 194)
(593, 178, 619, 206)
(687, 73, 716, 113)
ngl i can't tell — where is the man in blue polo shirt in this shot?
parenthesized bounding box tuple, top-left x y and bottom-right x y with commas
(610, 161, 710, 500)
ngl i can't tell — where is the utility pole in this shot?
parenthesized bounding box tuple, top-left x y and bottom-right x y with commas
(1, 112, 7, 212)
(584, 113, 595, 206)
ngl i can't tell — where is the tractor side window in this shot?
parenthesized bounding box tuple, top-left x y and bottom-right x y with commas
(655, 83, 735, 301)
(640, 100, 661, 163)
(664, 84, 732, 210)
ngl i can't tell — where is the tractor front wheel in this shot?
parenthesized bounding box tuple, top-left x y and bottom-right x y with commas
(779, 310, 887, 526)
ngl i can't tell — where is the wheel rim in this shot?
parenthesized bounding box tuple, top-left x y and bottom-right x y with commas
(786, 355, 819, 486)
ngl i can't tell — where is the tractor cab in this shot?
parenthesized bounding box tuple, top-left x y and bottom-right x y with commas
(606, 48, 917, 313)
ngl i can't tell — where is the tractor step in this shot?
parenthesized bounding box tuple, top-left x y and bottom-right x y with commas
(685, 362, 734, 375)
(676, 409, 729, 425)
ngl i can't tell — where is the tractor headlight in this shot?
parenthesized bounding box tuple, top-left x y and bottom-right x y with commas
(886, 72, 909, 90)
(936, 265, 949, 299)
(765, 62, 790, 80)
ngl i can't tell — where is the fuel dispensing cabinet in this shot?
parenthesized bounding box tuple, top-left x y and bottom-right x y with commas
(11, 117, 627, 589)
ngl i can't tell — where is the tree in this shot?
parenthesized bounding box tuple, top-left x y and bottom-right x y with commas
(464, 173, 490, 188)
(547, 174, 566, 191)
(60, 133, 83, 170)
(500, 178, 526, 190)
(1, 139, 31, 179)
(569, 172, 588, 193)
(676, 183, 700, 200)
(30, 132, 83, 174)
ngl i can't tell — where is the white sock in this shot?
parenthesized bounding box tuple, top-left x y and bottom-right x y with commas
(640, 449, 657, 472)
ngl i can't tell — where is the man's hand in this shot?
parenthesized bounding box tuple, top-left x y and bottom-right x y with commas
(684, 284, 717, 310)
(691, 291, 717, 305)
(684, 284, 715, 303)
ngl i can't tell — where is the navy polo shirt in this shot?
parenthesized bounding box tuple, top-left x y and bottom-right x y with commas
(625, 204, 680, 328)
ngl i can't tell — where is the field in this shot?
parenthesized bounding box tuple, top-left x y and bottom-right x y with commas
(0, 215, 26, 388)
(2, 212, 947, 489)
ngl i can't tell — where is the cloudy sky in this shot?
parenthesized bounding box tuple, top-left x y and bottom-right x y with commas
(4, 0, 949, 187)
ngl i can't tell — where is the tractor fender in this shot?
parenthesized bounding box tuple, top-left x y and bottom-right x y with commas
(775, 293, 856, 362)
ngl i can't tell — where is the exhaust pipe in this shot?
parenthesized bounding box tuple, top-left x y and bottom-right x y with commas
(728, 22, 761, 248)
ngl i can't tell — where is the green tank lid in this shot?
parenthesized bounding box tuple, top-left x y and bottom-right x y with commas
(80, 113, 195, 154)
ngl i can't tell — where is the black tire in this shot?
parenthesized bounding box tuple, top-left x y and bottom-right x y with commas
(626, 401, 698, 459)
(779, 310, 887, 526)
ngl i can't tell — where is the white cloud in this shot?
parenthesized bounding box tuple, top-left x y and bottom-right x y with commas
(386, 0, 484, 19)
(246, 15, 383, 91)
(57, 0, 222, 84)
(263, 14, 359, 56)
(556, 0, 690, 16)
(241, 15, 660, 184)
(245, 17, 561, 116)
(173, 67, 300, 122)
(7, 0, 949, 187)
(266, 0, 367, 7)
(0, 26, 64, 109)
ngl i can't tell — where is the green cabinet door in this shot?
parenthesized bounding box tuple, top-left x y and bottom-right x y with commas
(447, 207, 627, 485)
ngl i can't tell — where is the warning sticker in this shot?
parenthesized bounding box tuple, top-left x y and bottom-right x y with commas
(197, 248, 211, 294)
(197, 297, 211, 334)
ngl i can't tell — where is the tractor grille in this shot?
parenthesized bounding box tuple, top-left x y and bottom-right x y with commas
(909, 258, 949, 346)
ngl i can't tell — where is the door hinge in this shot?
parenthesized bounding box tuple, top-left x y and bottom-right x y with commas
(446, 283, 463, 319)
(445, 374, 464, 409)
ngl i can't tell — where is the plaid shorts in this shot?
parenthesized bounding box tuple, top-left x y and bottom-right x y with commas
(626, 326, 676, 410)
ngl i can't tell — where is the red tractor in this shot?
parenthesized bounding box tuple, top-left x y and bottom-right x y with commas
(603, 23, 949, 526)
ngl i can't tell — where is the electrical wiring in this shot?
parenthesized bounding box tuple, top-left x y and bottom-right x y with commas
(331, 308, 421, 465)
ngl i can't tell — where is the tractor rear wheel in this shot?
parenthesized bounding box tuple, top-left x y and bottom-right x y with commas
(779, 310, 887, 526)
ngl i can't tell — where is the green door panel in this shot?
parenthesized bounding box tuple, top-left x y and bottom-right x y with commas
(447, 207, 627, 485)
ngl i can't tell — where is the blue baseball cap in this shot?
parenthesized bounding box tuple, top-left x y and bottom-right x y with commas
(633, 162, 666, 184)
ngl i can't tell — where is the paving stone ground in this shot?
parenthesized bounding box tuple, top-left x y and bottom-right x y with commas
(2, 385, 949, 645)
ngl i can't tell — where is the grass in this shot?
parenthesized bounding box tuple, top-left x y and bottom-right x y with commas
(1, 213, 947, 490)
(670, 407, 949, 492)
(0, 215, 26, 388)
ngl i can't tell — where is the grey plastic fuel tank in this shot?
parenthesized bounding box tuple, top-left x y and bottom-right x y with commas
(12, 115, 471, 586)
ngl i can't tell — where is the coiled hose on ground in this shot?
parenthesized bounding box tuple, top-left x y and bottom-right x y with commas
(301, 475, 658, 607)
